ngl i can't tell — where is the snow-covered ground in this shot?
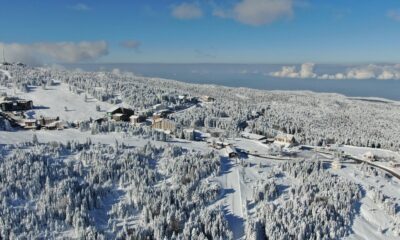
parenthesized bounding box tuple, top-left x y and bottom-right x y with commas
(1, 67, 400, 239)
(0, 83, 113, 121)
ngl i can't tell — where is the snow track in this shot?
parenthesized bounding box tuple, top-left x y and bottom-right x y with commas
(219, 157, 245, 239)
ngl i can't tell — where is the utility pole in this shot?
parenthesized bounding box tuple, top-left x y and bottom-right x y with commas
(2, 47, 5, 63)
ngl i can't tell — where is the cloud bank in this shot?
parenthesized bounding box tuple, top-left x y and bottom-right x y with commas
(270, 63, 316, 78)
(0, 41, 108, 65)
(270, 63, 400, 80)
(171, 3, 203, 20)
(214, 0, 293, 26)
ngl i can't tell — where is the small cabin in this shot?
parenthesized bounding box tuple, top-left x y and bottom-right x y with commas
(201, 95, 215, 102)
(24, 119, 37, 129)
(274, 134, 296, 147)
(38, 116, 59, 127)
(225, 146, 238, 158)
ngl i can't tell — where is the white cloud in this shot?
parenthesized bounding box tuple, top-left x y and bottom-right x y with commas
(172, 3, 203, 20)
(387, 9, 400, 21)
(120, 40, 141, 49)
(271, 63, 400, 80)
(214, 0, 293, 26)
(270, 63, 316, 78)
(70, 3, 91, 11)
(0, 41, 108, 65)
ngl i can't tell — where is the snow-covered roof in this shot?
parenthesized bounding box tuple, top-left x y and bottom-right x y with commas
(363, 151, 375, 158)
(240, 132, 266, 141)
(225, 146, 237, 155)
(275, 133, 295, 140)
(107, 106, 122, 113)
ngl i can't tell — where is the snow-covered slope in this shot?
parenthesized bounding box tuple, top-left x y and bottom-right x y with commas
(1, 65, 400, 239)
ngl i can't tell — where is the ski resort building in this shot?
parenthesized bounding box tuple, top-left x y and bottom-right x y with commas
(240, 132, 267, 141)
(23, 119, 37, 129)
(0, 96, 33, 112)
(38, 116, 62, 130)
(225, 146, 238, 158)
(152, 118, 176, 133)
(106, 106, 134, 121)
(274, 134, 297, 147)
(130, 115, 146, 125)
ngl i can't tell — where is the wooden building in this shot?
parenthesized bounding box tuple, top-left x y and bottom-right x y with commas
(106, 106, 134, 121)
(274, 134, 297, 147)
(24, 119, 37, 129)
(0, 97, 33, 112)
(225, 146, 238, 158)
(130, 115, 146, 125)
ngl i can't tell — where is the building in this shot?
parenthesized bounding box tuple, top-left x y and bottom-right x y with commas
(331, 160, 342, 170)
(389, 161, 400, 168)
(183, 128, 195, 140)
(152, 103, 167, 111)
(274, 134, 296, 147)
(24, 119, 37, 129)
(152, 118, 176, 132)
(49, 79, 61, 86)
(240, 132, 267, 141)
(38, 116, 63, 130)
(225, 146, 238, 158)
(363, 151, 376, 161)
(38, 116, 59, 126)
(106, 106, 134, 121)
(0, 96, 33, 112)
(112, 113, 126, 121)
(93, 117, 107, 124)
(130, 115, 146, 125)
(201, 95, 215, 102)
(44, 121, 64, 130)
(207, 128, 224, 138)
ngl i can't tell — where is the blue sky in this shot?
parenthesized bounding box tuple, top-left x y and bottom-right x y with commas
(0, 0, 400, 64)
